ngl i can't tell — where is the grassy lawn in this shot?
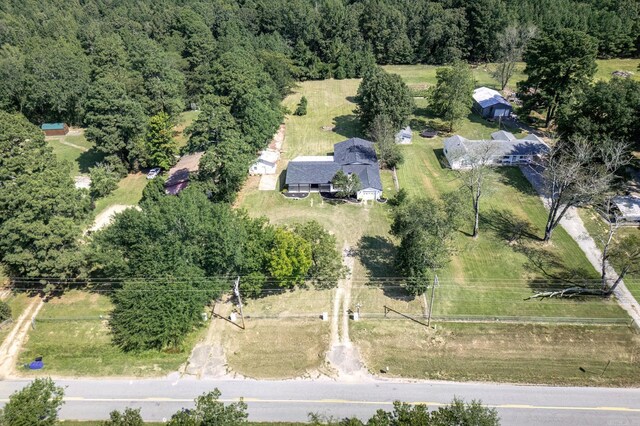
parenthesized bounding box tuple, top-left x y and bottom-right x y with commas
(45, 130, 148, 218)
(174, 110, 200, 148)
(224, 318, 331, 379)
(93, 173, 148, 216)
(221, 289, 333, 378)
(17, 291, 204, 377)
(352, 320, 640, 386)
(383, 59, 639, 93)
(47, 133, 104, 178)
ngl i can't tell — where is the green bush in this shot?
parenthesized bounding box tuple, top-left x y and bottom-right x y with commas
(0, 301, 11, 322)
(89, 163, 119, 199)
(294, 96, 308, 116)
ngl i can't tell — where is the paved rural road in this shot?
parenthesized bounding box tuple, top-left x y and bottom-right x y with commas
(1, 377, 640, 425)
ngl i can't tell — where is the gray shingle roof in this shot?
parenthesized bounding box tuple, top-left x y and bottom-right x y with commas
(333, 138, 377, 165)
(286, 137, 382, 191)
(443, 134, 549, 158)
(491, 130, 516, 141)
(342, 164, 383, 191)
(285, 161, 341, 185)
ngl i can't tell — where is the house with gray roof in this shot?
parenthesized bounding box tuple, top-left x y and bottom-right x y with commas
(285, 138, 383, 200)
(472, 87, 512, 119)
(443, 131, 549, 169)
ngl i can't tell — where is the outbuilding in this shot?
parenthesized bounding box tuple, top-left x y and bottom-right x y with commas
(472, 87, 512, 119)
(249, 150, 279, 175)
(395, 126, 412, 144)
(41, 123, 69, 136)
(613, 196, 640, 223)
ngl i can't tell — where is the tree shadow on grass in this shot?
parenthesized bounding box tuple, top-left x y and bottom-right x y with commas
(513, 243, 596, 294)
(494, 167, 539, 197)
(332, 114, 362, 139)
(480, 208, 540, 243)
(78, 148, 106, 173)
(355, 235, 412, 301)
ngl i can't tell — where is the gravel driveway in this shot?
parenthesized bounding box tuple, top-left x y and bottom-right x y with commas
(520, 165, 640, 325)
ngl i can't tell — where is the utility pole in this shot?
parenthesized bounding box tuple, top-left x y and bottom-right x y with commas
(233, 276, 246, 330)
(427, 274, 438, 328)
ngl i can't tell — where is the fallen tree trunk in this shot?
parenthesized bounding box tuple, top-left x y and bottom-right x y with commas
(525, 286, 609, 300)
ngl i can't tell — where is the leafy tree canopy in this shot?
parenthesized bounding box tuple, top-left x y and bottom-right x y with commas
(356, 67, 414, 135)
(0, 378, 65, 426)
(518, 29, 598, 127)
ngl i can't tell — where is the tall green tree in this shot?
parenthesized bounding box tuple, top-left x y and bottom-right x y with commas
(331, 170, 362, 199)
(557, 78, 640, 146)
(356, 67, 414, 135)
(0, 378, 64, 426)
(391, 196, 459, 295)
(0, 112, 89, 279)
(146, 112, 177, 170)
(89, 163, 119, 199)
(370, 114, 403, 169)
(429, 63, 474, 132)
(267, 228, 313, 287)
(518, 29, 597, 127)
(184, 95, 238, 153)
(294, 221, 347, 288)
(110, 280, 206, 351)
(84, 76, 146, 168)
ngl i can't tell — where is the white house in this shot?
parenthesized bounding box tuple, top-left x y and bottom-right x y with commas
(249, 150, 279, 175)
(443, 131, 549, 170)
(395, 126, 412, 144)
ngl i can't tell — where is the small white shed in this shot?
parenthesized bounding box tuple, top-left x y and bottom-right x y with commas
(395, 126, 412, 144)
(250, 150, 279, 175)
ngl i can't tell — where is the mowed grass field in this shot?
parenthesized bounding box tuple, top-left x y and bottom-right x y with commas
(235, 62, 639, 382)
(17, 291, 204, 377)
(383, 58, 640, 92)
(352, 321, 640, 386)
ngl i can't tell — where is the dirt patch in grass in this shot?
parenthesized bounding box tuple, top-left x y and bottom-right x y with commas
(223, 318, 330, 379)
(352, 320, 640, 386)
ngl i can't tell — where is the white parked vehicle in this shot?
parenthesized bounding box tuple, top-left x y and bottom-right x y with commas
(146, 168, 161, 179)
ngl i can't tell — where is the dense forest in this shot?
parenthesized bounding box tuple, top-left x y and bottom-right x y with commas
(1, 0, 638, 127)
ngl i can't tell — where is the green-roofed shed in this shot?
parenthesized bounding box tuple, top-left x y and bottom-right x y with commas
(41, 123, 69, 136)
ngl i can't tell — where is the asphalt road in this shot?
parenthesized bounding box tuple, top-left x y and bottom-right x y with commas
(2, 376, 640, 425)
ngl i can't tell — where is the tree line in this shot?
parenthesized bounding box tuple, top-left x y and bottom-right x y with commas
(0, 0, 638, 123)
